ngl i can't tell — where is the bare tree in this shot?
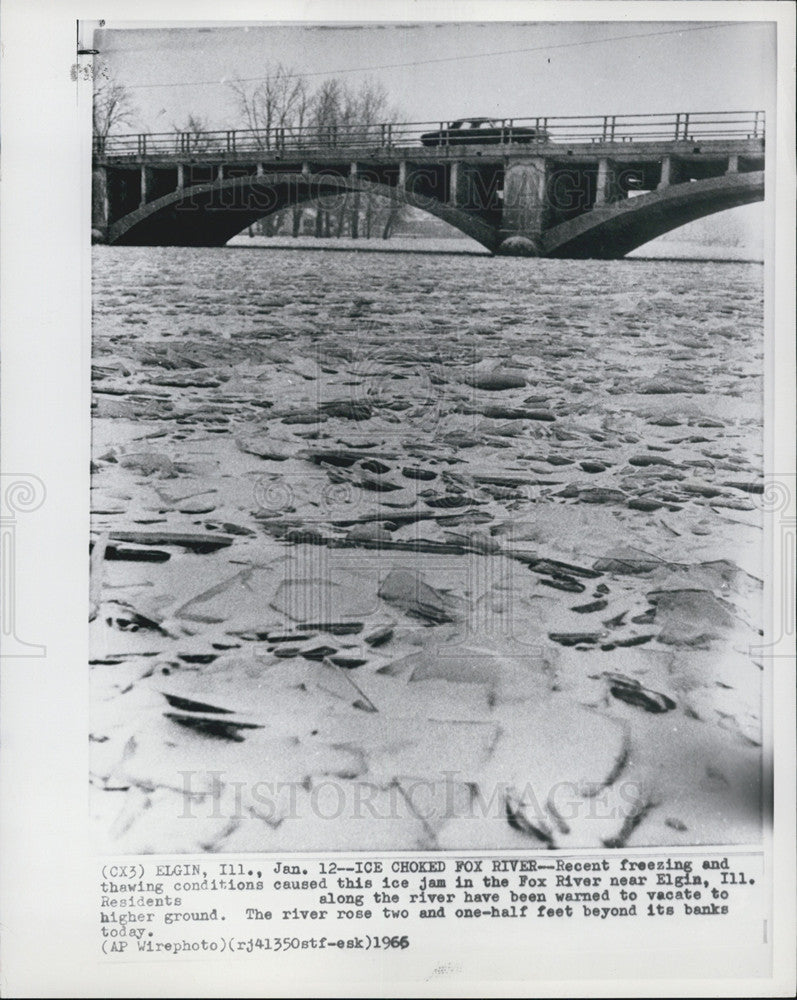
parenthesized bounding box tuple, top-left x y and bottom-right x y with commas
(230, 64, 310, 150)
(349, 77, 393, 141)
(381, 198, 405, 240)
(230, 65, 313, 234)
(310, 78, 345, 144)
(345, 78, 408, 239)
(93, 73, 137, 151)
(310, 77, 393, 148)
(306, 77, 406, 238)
(229, 67, 410, 241)
(172, 114, 213, 154)
(305, 79, 343, 236)
(289, 79, 312, 236)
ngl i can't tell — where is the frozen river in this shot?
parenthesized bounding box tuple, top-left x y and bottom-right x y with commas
(90, 245, 766, 853)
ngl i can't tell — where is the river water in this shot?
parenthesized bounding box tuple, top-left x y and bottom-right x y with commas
(90, 245, 766, 853)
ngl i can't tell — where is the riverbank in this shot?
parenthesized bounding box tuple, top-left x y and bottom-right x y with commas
(226, 233, 763, 262)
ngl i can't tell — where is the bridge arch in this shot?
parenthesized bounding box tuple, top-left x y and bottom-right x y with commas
(107, 172, 500, 250)
(541, 171, 764, 259)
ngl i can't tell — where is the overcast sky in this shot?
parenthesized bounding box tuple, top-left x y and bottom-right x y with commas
(94, 20, 775, 133)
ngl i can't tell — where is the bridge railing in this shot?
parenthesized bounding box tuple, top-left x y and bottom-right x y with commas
(94, 110, 765, 158)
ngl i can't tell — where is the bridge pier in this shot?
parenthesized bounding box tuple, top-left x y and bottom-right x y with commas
(140, 166, 151, 207)
(456, 161, 495, 215)
(448, 160, 484, 210)
(449, 161, 459, 206)
(350, 163, 360, 238)
(658, 155, 682, 190)
(92, 166, 109, 243)
(499, 159, 548, 254)
(594, 157, 618, 206)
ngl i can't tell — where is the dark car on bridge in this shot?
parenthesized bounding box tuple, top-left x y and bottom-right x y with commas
(420, 117, 548, 147)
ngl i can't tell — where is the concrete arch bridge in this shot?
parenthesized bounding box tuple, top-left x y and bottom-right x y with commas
(93, 110, 765, 258)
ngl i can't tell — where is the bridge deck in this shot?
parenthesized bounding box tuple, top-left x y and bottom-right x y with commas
(94, 109, 765, 160)
(95, 137, 765, 169)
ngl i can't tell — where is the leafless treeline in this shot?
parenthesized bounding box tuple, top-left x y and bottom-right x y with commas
(228, 67, 408, 239)
(93, 62, 410, 239)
